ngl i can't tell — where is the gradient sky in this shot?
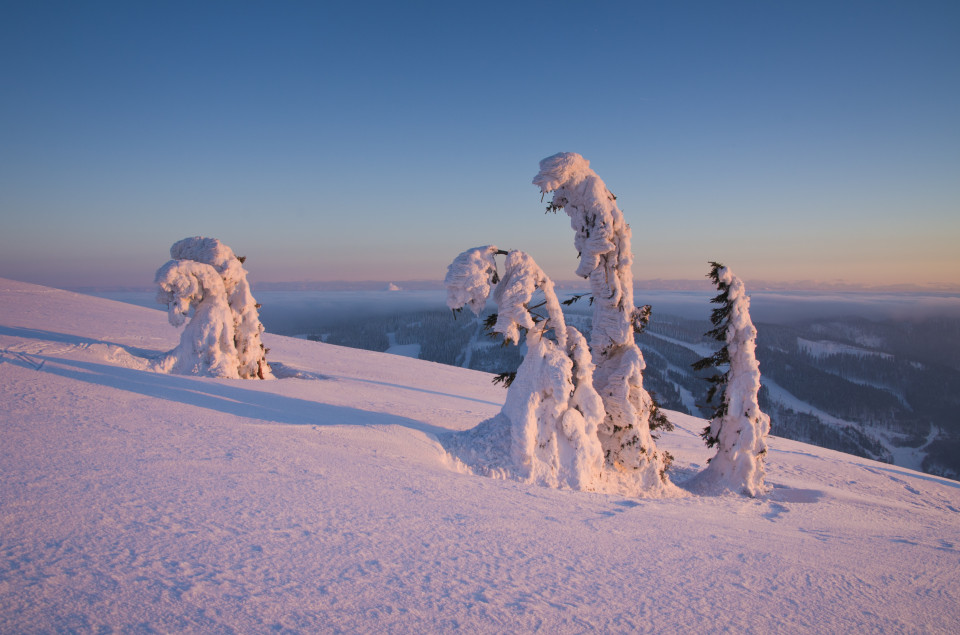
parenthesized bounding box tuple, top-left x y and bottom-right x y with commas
(1, 0, 958, 289)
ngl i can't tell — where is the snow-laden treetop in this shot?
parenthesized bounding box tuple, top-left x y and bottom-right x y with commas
(170, 237, 252, 305)
(716, 265, 757, 350)
(531, 152, 594, 193)
(444, 245, 501, 316)
(532, 152, 635, 349)
(444, 246, 567, 349)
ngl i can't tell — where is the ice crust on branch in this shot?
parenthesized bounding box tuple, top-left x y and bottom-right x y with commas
(155, 237, 272, 379)
(443, 247, 604, 491)
(535, 152, 674, 496)
(690, 264, 771, 497)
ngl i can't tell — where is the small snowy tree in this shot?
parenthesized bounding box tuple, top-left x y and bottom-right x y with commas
(155, 237, 272, 379)
(689, 262, 771, 497)
(534, 152, 673, 495)
(155, 260, 241, 378)
(443, 246, 605, 491)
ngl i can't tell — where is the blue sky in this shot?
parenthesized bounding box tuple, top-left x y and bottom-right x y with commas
(1, 1, 957, 289)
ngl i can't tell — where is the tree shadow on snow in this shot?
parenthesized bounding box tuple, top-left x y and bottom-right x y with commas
(5, 352, 449, 438)
(0, 325, 160, 358)
(2, 324, 501, 406)
(348, 376, 503, 407)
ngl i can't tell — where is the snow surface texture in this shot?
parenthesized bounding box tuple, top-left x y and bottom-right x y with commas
(2, 277, 959, 633)
(534, 152, 672, 495)
(444, 248, 605, 491)
(2, 278, 960, 632)
(691, 265, 772, 497)
(158, 236, 272, 379)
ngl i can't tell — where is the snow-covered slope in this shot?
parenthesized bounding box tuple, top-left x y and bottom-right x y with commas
(1, 278, 958, 633)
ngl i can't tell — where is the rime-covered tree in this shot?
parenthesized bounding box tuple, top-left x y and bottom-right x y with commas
(443, 246, 605, 491)
(155, 237, 272, 379)
(534, 152, 673, 495)
(689, 262, 770, 496)
(155, 260, 241, 378)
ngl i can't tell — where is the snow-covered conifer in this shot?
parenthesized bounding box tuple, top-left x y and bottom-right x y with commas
(444, 245, 503, 316)
(444, 247, 605, 490)
(690, 262, 771, 496)
(534, 152, 673, 495)
(154, 259, 241, 378)
(165, 237, 272, 379)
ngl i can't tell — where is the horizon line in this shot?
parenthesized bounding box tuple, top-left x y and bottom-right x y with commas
(58, 278, 960, 295)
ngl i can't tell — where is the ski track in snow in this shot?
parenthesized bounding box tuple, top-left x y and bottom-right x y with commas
(760, 377, 863, 431)
(797, 337, 894, 360)
(385, 332, 421, 359)
(1, 278, 959, 633)
(644, 331, 717, 358)
(458, 318, 484, 369)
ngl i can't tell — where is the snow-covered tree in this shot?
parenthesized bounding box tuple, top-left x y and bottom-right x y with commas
(155, 260, 241, 378)
(444, 246, 605, 491)
(690, 262, 771, 496)
(534, 152, 673, 495)
(155, 237, 272, 379)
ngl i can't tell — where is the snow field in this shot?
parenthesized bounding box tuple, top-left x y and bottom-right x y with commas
(2, 278, 959, 633)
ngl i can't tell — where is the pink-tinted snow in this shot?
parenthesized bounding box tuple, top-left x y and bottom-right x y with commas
(1, 278, 958, 633)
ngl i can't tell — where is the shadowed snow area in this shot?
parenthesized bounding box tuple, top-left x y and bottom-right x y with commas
(1, 278, 959, 633)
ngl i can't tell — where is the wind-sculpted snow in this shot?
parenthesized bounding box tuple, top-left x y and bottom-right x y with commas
(2, 278, 960, 633)
(155, 260, 241, 378)
(690, 265, 771, 497)
(159, 237, 272, 379)
(444, 249, 605, 491)
(486, 323, 605, 490)
(535, 152, 672, 495)
(533, 152, 633, 339)
(530, 151, 593, 196)
(443, 245, 500, 316)
(492, 251, 566, 348)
